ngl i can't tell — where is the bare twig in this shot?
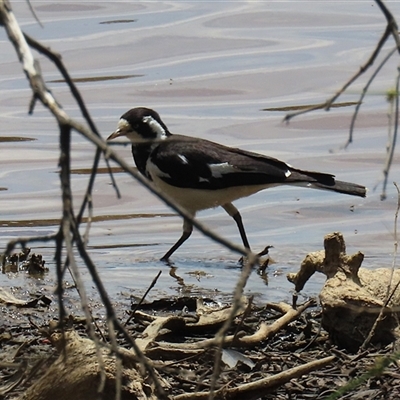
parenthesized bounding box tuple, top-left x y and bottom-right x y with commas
(25, 0, 42, 28)
(283, 0, 400, 200)
(286, 0, 400, 124)
(0, 2, 170, 397)
(208, 255, 257, 399)
(1, 2, 261, 396)
(284, 18, 393, 123)
(72, 227, 168, 398)
(375, 0, 400, 51)
(23, 31, 253, 256)
(2, 0, 257, 271)
(381, 72, 400, 200)
(325, 351, 398, 400)
(342, 47, 397, 150)
(23, 32, 120, 219)
(384, 182, 400, 306)
(0, 0, 255, 262)
(125, 270, 162, 326)
(173, 355, 336, 400)
(360, 182, 400, 350)
(159, 300, 314, 351)
(82, 193, 93, 246)
(3, 233, 57, 260)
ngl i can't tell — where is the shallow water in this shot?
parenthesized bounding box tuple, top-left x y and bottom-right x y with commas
(1, 1, 400, 305)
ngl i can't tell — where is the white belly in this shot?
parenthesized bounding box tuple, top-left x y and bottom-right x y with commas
(150, 173, 269, 214)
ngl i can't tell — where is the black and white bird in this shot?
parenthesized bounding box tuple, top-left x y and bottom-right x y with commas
(108, 107, 366, 262)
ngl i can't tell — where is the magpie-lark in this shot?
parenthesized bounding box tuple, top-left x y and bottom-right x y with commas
(108, 107, 366, 262)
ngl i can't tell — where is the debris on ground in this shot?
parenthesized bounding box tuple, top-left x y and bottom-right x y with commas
(1, 239, 400, 399)
(288, 232, 400, 351)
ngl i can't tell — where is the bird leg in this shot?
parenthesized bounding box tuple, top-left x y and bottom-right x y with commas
(222, 203, 251, 250)
(161, 218, 193, 262)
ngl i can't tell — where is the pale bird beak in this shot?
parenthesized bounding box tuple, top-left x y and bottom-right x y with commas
(107, 129, 125, 141)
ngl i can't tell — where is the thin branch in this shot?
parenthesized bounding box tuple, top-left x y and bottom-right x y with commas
(375, 0, 400, 51)
(282, 0, 400, 200)
(0, 3, 257, 396)
(342, 46, 397, 150)
(174, 355, 336, 400)
(381, 69, 400, 200)
(3, 232, 57, 259)
(360, 182, 400, 351)
(208, 254, 257, 399)
(0, 0, 253, 262)
(284, 22, 392, 123)
(73, 232, 168, 399)
(23, 33, 120, 221)
(125, 270, 162, 326)
(83, 193, 93, 246)
(54, 228, 67, 330)
(284, 0, 400, 125)
(25, 0, 42, 28)
(385, 183, 400, 306)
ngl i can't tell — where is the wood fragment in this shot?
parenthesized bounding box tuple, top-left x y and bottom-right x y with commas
(172, 356, 335, 400)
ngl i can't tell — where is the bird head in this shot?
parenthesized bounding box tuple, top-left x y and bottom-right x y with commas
(107, 107, 171, 143)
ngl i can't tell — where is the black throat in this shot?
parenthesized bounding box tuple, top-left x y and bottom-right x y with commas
(131, 142, 153, 179)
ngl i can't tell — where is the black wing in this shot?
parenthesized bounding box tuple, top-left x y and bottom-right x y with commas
(148, 135, 335, 190)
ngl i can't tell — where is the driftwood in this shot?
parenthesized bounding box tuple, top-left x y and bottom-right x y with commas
(288, 232, 400, 351)
(172, 355, 335, 400)
(18, 296, 326, 400)
(132, 297, 315, 353)
(20, 330, 162, 400)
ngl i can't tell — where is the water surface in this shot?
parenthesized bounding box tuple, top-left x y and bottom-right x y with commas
(1, 1, 399, 305)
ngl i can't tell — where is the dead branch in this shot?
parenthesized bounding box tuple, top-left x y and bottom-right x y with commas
(172, 355, 335, 400)
(360, 182, 400, 350)
(22, 32, 120, 219)
(0, 0, 255, 262)
(142, 300, 314, 353)
(346, 47, 397, 150)
(282, 0, 400, 200)
(125, 270, 163, 326)
(287, 232, 400, 351)
(20, 330, 162, 400)
(284, 0, 400, 124)
(209, 255, 257, 398)
(381, 71, 400, 200)
(0, 2, 261, 394)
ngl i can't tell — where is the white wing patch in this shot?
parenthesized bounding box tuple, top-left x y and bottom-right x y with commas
(208, 162, 237, 178)
(142, 116, 167, 139)
(285, 170, 291, 178)
(178, 154, 189, 165)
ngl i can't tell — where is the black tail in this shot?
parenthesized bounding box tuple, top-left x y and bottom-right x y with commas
(290, 169, 367, 198)
(312, 179, 366, 198)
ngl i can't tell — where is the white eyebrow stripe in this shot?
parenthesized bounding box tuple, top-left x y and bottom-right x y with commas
(118, 118, 130, 132)
(208, 162, 237, 178)
(142, 115, 167, 139)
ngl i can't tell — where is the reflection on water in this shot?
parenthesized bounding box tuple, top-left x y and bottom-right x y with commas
(0, 137, 36, 142)
(263, 101, 360, 112)
(47, 74, 143, 84)
(1, 1, 400, 303)
(0, 213, 174, 227)
(99, 19, 137, 25)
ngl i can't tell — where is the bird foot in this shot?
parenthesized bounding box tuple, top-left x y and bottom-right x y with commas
(238, 245, 273, 266)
